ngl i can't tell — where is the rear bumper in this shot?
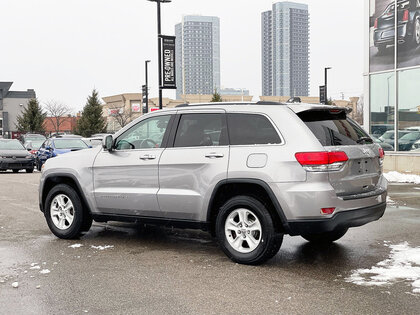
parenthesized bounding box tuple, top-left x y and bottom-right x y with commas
(373, 24, 408, 46)
(287, 202, 386, 236)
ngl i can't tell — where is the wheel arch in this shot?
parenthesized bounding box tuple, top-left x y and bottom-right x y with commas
(41, 173, 92, 215)
(206, 179, 291, 236)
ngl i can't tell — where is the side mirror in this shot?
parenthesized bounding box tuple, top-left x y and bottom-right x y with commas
(45, 146, 52, 151)
(103, 135, 114, 151)
(27, 147, 32, 151)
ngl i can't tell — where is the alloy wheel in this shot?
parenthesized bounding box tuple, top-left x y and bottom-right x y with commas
(224, 208, 262, 254)
(50, 194, 74, 230)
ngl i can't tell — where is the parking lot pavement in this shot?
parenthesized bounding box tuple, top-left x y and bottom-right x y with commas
(0, 172, 419, 314)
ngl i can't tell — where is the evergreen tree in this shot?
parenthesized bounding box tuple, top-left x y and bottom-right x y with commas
(76, 89, 107, 137)
(210, 89, 223, 102)
(15, 98, 46, 133)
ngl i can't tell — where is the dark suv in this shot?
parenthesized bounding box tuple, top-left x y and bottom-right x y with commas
(373, 0, 420, 53)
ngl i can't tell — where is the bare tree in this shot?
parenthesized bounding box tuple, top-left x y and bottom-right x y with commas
(108, 104, 133, 129)
(44, 101, 72, 134)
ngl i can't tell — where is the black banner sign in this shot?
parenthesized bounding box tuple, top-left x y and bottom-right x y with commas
(160, 35, 176, 89)
(319, 85, 326, 104)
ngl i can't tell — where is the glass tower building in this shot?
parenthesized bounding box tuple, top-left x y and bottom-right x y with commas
(175, 15, 221, 100)
(262, 2, 309, 97)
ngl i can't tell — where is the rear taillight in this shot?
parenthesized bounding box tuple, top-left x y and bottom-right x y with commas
(379, 148, 385, 159)
(321, 207, 336, 215)
(374, 18, 378, 29)
(402, 10, 409, 22)
(295, 151, 348, 172)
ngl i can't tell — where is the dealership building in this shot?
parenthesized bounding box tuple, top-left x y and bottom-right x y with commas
(365, 0, 420, 174)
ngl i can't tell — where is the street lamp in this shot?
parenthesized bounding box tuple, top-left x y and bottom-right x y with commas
(325, 67, 332, 104)
(148, 0, 172, 110)
(145, 60, 151, 113)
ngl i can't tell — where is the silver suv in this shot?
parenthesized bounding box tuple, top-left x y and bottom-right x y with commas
(39, 102, 387, 265)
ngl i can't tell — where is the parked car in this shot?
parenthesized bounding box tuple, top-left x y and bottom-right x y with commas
(405, 126, 420, 131)
(371, 124, 394, 137)
(379, 130, 412, 146)
(373, 137, 394, 151)
(39, 102, 387, 265)
(411, 139, 420, 150)
(82, 135, 109, 148)
(35, 138, 89, 170)
(24, 139, 45, 156)
(0, 139, 34, 173)
(19, 133, 46, 144)
(398, 131, 420, 150)
(373, 0, 420, 54)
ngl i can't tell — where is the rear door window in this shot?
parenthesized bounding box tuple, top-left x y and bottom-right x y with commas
(298, 110, 370, 146)
(227, 113, 281, 145)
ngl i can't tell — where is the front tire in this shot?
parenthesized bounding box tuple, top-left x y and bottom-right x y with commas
(301, 228, 348, 244)
(216, 196, 283, 265)
(26, 168, 34, 173)
(44, 184, 85, 239)
(12, 169, 19, 173)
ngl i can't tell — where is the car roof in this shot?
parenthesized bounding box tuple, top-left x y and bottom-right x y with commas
(171, 102, 345, 114)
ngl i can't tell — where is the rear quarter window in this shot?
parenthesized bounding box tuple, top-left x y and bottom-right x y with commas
(227, 113, 281, 145)
(298, 110, 370, 146)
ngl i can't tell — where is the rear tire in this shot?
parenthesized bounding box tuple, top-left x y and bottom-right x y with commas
(301, 228, 348, 244)
(377, 44, 387, 55)
(44, 184, 85, 239)
(216, 196, 283, 265)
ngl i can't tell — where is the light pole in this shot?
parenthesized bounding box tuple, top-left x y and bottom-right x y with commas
(145, 60, 151, 113)
(325, 67, 331, 104)
(148, 0, 171, 110)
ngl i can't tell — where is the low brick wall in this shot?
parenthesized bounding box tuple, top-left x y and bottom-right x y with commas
(383, 153, 420, 175)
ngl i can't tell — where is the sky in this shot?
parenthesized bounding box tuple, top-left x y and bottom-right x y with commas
(0, 0, 365, 112)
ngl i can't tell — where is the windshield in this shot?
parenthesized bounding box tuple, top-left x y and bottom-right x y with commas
(53, 139, 88, 150)
(0, 140, 26, 150)
(25, 140, 44, 149)
(400, 132, 420, 141)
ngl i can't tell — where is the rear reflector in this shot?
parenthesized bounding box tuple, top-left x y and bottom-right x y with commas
(374, 18, 378, 29)
(321, 207, 336, 215)
(295, 151, 348, 165)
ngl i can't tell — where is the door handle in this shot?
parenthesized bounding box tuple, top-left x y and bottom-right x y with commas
(205, 152, 224, 159)
(139, 154, 156, 160)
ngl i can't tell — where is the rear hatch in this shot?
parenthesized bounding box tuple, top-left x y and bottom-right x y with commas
(296, 108, 383, 199)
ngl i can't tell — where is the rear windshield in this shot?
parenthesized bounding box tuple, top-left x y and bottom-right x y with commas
(298, 110, 370, 146)
(53, 139, 88, 150)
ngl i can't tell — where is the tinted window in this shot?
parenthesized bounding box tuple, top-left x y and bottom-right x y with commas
(115, 115, 171, 150)
(227, 114, 281, 145)
(174, 114, 227, 147)
(299, 110, 370, 146)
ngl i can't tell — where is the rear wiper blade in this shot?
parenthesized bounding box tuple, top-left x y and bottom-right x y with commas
(356, 137, 373, 144)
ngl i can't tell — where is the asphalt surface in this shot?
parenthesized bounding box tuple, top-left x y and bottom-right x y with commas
(0, 172, 419, 314)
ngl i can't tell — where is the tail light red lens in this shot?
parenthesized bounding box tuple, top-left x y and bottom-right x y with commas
(321, 207, 336, 215)
(379, 148, 385, 159)
(403, 10, 409, 22)
(295, 151, 348, 165)
(374, 18, 378, 29)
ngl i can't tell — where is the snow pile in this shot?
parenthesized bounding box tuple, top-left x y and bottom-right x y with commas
(39, 269, 50, 274)
(68, 244, 83, 248)
(91, 245, 114, 251)
(346, 242, 420, 294)
(386, 196, 396, 206)
(384, 172, 420, 184)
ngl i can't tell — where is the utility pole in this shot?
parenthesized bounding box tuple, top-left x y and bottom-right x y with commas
(148, 0, 171, 109)
(325, 67, 331, 104)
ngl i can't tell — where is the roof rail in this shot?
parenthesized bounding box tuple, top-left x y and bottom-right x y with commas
(255, 101, 286, 105)
(175, 103, 190, 108)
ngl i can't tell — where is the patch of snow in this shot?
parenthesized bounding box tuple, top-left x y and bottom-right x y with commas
(91, 245, 114, 251)
(30, 265, 41, 270)
(68, 244, 83, 248)
(36, 285, 41, 289)
(384, 171, 420, 184)
(346, 242, 420, 294)
(39, 269, 50, 274)
(30, 263, 38, 267)
(12, 282, 19, 288)
(386, 196, 396, 205)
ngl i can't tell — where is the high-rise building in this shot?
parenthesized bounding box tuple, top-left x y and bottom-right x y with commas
(175, 15, 220, 100)
(262, 2, 309, 97)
